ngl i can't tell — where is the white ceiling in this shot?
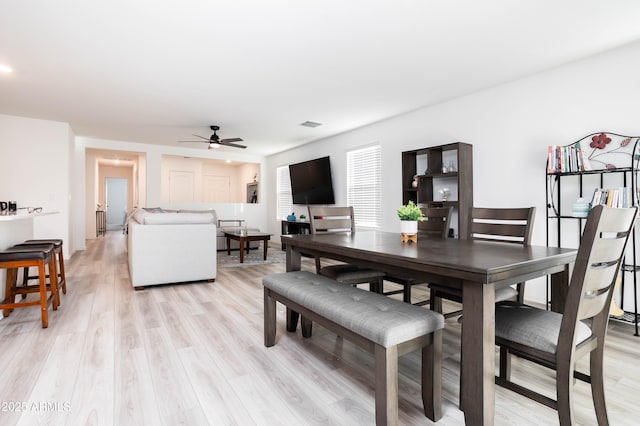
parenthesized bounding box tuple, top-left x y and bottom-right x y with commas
(2, 1, 640, 156)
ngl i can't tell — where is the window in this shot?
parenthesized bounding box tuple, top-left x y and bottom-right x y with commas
(347, 144, 381, 228)
(276, 165, 293, 219)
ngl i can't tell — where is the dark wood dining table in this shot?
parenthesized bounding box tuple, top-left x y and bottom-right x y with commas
(281, 230, 577, 426)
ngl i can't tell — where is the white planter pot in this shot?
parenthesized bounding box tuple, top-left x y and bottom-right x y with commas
(400, 220, 418, 235)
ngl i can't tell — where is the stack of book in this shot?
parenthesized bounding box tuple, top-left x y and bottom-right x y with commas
(547, 143, 592, 173)
(590, 187, 633, 208)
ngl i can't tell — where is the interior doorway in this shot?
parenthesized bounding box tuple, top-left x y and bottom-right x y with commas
(106, 177, 128, 231)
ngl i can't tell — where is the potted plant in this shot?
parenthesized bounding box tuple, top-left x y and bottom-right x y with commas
(397, 200, 423, 235)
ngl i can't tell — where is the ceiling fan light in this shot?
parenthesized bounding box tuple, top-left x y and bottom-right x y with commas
(208, 143, 220, 149)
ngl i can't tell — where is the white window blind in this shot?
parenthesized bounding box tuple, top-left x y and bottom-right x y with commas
(276, 165, 293, 220)
(347, 145, 381, 228)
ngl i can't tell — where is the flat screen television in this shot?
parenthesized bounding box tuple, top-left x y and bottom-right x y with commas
(289, 156, 335, 205)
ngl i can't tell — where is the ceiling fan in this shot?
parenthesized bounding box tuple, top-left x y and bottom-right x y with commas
(179, 125, 246, 149)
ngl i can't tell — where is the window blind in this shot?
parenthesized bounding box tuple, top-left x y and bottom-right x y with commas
(347, 145, 381, 228)
(276, 165, 293, 220)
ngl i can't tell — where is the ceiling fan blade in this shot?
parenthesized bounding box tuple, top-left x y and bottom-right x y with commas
(192, 134, 210, 141)
(220, 137, 243, 143)
(178, 140, 205, 143)
(219, 141, 247, 149)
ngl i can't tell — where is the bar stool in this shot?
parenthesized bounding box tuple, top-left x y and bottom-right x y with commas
(0, 244, 59, 328)
(17, 239, 67, 295)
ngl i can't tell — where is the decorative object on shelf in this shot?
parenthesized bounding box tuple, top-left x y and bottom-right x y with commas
(411, 175, 419, 188)
(446, 161, 456, 172)
(299, 214, 306, 221)
(287, 213, 296, 222)
(397, 200, 423, 242)
(439, 188, 450, 201)
(571, 198, 591, 218)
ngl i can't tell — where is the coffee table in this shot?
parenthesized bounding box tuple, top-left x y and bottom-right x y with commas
(223, 230, 272, 263)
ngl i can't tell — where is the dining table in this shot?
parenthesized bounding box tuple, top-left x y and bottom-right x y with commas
(281, 230, 577, 426)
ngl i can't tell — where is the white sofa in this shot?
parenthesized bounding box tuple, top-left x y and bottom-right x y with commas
(127, 209, 217, 289)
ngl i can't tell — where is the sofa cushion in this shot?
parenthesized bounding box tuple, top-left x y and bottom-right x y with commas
(179, 209, 217, 224)
(132, 210, 215, 225)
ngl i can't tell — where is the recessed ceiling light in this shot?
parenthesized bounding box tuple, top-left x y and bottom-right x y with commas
(300, 121, 323, 128)
(0, 64, 13, 73)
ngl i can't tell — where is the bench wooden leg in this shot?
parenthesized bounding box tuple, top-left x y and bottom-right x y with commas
(301, 316, 312, 337)
(375, 344, 398, 426)
(286, 307, 299, 332)
(423, 329, 443, 422)
(264, 288, 276, 347)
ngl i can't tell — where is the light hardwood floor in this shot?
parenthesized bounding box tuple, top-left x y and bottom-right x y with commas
(1, 231, 639, 425)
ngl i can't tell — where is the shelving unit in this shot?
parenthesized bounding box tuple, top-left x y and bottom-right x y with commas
(280, 220, 311, 249)
(546, 132, 640, 336)
(402, 142, 473, 238)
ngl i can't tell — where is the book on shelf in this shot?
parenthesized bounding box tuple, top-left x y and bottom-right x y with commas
(546, 144, 592, 173)
(590, 187, 632, 208)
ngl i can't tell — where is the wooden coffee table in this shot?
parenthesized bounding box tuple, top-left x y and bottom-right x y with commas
(223, 230, 272, 263)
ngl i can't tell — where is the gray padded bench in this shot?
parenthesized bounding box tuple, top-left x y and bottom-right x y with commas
(263, 271, 444, 425)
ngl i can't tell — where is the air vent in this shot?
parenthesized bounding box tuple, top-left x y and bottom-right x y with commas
(300, 121, 323, 128)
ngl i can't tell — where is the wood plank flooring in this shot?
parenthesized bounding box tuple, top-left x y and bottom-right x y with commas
(0, 231, 639, 425)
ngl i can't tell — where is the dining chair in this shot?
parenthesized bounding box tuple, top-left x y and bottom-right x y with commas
(494, 205, 637, 426)
(429, 206, 536, 316)
(308, 206, 385, 292)
(383, 206, 453, 304)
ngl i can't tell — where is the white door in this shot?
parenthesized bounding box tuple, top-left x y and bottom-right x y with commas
(202, 175, 230, 203)
(169, 171, 195, 203)
(106, 177, 128, 230)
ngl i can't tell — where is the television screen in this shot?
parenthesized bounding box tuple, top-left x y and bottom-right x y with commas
(289, 156, 335, 205)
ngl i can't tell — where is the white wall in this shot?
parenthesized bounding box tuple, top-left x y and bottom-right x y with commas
(266, 40, 640, 307)
(0, 114, 72, 257)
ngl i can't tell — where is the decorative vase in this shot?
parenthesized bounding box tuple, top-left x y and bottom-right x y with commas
(411, 176, 419, 188)
(400, 220, 418, 235)
(287, 214, 296, 222)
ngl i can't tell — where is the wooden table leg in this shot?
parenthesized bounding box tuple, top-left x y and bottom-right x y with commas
(285, 245, 302, 332)
(239, 237, 245, 263)
(461, 280, 495, 426)
(226, 236, 231, 256)
(263, 238, 268, 260)
(550, 264, 570, 313)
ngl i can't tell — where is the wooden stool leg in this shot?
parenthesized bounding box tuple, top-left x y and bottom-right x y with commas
(48, 254, 59, 310)
(37, 261, 48, 328)
(56, 247, 67, 294)
(21, 266, 29, 299)
(3, 268, 18, 317)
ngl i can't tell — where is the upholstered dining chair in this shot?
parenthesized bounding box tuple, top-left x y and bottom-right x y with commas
(429, 206, 536, 316)
(494, 205, 637, 426)
(383, 206, 453, 305)
(308, 206, 385, 292)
